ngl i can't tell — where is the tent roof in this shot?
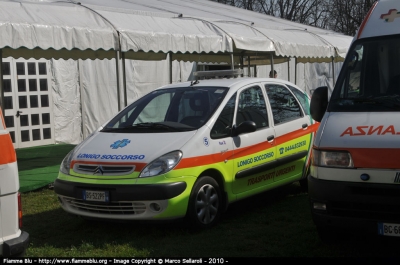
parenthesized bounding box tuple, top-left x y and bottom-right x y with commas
(0, 0, 353, 62)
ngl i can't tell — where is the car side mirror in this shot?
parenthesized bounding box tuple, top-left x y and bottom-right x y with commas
(232, 121, 257, 137)
(310, 86, 328, 122)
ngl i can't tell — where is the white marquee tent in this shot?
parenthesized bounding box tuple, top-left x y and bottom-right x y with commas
(0, 0, 353, 147)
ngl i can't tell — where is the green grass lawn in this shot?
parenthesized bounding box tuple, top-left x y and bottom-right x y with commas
(21, 183, 400, 259)
(16, 144, 400, 259)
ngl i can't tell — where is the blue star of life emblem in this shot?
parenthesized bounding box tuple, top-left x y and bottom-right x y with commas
(279, 147, 284, 154)
(110, 139, 131, 149)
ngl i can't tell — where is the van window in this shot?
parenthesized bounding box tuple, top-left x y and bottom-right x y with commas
(330, 35, 400, 112)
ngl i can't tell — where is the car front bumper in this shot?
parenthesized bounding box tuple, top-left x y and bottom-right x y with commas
(54, 178, 189, 220)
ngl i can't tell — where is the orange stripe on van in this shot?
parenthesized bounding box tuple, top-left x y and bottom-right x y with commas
(315, 147, 400, 169)
(0, 133, 17, 164)
(357, 1, 378, 39)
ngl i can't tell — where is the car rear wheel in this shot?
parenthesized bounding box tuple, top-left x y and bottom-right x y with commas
(187, 176, 222, 229)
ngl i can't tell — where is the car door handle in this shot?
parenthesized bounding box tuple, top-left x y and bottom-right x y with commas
(267, 135, 274, 141)
(302, 123, 308, 128)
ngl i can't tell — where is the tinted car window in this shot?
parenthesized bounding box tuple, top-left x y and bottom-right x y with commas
(287, 85, 310, 115)
(265, 84, 303, 125)
(236, 86, 269, 129)
(210, 94, 236, 139)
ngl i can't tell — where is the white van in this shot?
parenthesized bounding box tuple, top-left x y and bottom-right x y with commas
(309, 0, 400, 239)
(0, 105, 29, 256)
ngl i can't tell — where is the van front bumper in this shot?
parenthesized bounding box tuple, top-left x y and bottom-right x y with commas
(308, 175, 400, 233)
(3, 231, 29, 257)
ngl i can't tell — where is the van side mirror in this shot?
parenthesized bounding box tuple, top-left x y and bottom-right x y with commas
(232, 121, 256, 137)
(310, 86, 328, 122)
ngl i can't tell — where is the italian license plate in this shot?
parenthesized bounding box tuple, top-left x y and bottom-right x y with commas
(378, 222, 400, 237)
(83, 190, 109, 202)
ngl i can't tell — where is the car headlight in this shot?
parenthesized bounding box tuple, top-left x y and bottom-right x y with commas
(59, 131, 98, 175)
(139, 151, 183, 178)
(60, 149, 75, 175)
(312, 149, 354, 168)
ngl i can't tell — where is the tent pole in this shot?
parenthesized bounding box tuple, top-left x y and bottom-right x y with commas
(77, 60, 86, 139)
(240, 55, 244, 77)
(287, 58, 290, 82)
(332, 57, 336, 87)
(0, 50, 3, 114)
(295, 57, 298, 85)
(169, 52, 173, 84)
(122, 52, 127, 107)
(115, 50, 122, 111)
(254, 65, 257, 77)
(270, 53, 274, 77)
(231, 54, 234, 70)
(247, 56, 250, 77)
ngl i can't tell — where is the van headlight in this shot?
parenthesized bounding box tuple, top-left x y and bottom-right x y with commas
(139, 151, 183, 178)
(312, 149, 354, 168)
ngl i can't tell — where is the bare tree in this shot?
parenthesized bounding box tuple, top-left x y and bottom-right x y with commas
(325, 0, 375, 36)
(211, 0, 375, 35)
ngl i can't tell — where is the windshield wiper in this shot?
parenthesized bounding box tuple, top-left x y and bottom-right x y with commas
(102, 122, 180, 132)
(132, 122, 180, 131)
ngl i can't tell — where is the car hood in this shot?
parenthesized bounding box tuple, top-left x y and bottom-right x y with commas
(71, 131, 196, 165)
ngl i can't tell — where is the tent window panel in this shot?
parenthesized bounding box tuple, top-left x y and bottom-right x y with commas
(29, 79, 37, 91)
(5, 116, 14, 128)
(32, 129, 41, 141)
(41, 95, 49, 107)
(19, 96, 27, 109)
(20, 115, 29, 127)
(31, 114, 40, 126)
(28, 63, 36, 75)
(43, 128, 51, 139)
(4, 96, 13, 109)
(3, 79, 12, 92)
(30, 95, 39, 108)
(39, 63, 47, 75)
(21, 130, 30, 142)
(42, 113, 50, 124)
(16, 63, 25, 75)
(40, 79, 48, 91)
(2, 62, 10, 75)
(18, 79, 26, 92)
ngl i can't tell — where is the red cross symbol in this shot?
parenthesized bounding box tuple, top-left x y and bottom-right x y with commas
(381, 9, 400, 22)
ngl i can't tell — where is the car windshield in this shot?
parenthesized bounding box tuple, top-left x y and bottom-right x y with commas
(329, 35, 400, 112)
(102, 86, 229, 133)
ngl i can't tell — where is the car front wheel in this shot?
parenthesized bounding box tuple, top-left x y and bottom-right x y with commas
(187, 176, 222, 229)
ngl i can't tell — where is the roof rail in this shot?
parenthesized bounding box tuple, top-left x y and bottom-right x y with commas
(193, 69, 243, 80)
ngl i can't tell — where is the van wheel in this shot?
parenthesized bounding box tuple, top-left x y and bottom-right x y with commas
(187, 176, 222, 229)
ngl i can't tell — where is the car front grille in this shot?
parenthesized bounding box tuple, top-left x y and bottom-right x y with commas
(63, 198, 146, 215)
(74, 164, 136, 176)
